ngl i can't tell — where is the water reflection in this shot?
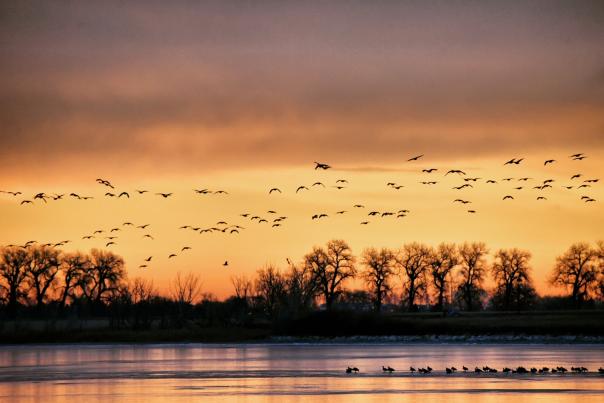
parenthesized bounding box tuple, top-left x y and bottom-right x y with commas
(0, 343, 602, 402)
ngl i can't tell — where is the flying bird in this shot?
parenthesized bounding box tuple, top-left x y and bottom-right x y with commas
(269, 188, 282, 194)
(544, 159, 556, 165)
(503, 195, 514, 200)
(144, 256, 152, 262)
(156, 192, 173, 198)
(296, 186, 309, 193)
(314, 162, 331, 170)
(446, 170, 466, 175)
(407, 154, 424, 161)
(168, 254, 177, 259)
(20, 200, 33, 205)
(181, 246, 191, 251)
(118, 192, 130, 198)
(312, 182, 326, 187)
(422, 168, 437, 173)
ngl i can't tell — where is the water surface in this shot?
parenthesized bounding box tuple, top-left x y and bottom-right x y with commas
(0, 343, 602, 402)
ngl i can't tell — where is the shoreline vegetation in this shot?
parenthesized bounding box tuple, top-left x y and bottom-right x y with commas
(1, 310, 603, 344)
(1, 240, 603, 345)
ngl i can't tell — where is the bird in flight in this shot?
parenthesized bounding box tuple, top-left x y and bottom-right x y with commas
(453, 199, 471, 204)
(467, 209, 477, 213)
(503, 195, 514, 200)
(353, 204, 364, 208)
(106, 241, 116, 247)
(181, 246, 191, 252)
(223, 261, 229, 266)
(137, 224, 150, 229)
(143, 234, 154, 240)
(314, 162, 331, 170)
(269, 188, 282, 194)
(296, 186, 309, 193)
(136, 189, 148, 194)
(312, 182, 325, 187)
(422, 168, 437, 173)
(446, 170, 466, 175)
(156, 192, 173, 198)
(168, 254, 177, 259)
(504, 158, 523, 165)
(139, 264, 148, 269)
(144, 256, 152, 262)
(408, 154, 424, 161)
(537, 196, 547, 201)
(118, 192, 129, 198)
(544, 159, 556, 166)
(20, 200, 33, 205)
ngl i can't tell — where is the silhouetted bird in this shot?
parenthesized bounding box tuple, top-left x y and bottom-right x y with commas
(269, 188, 281, 194)
(156, 192, 172, 198)
(408, 154, 424, 161)
(314, 162, 331, 170)
(296, 186, 309, 193)
(223, 261, 229, 266)
(544, 159, 556, 165)
(446, 170, 466, 175)
(118, 192, 129, 198)
(168, 254, 177, 259)
(422, 168, 437, 173)
(503, 195, 514, 200)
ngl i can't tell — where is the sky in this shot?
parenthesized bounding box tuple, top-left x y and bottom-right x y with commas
(0, 0, 603, 298)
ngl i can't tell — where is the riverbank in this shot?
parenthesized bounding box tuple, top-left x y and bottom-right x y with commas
(1, 310, 603, 344)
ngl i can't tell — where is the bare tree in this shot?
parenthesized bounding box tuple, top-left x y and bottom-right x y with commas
(59, 252, 89, 308)
(170, 271, 202, 305)
(255, 265, 286, 316)
(284, 262, 317, 314)
(231, 275, 253, 300)
(361, 247, 396, 312)
(456, 242, 488, 311)
(397, 242, 431, 311)
(305, 239, 356, 310)
(550, 242, 598, 308)
(25, 245, 61, 308)
(597, 241, 604, 301)
(0, 247, 31, 316)
(429, 243, 458, 311)
(79, 249, 126, 304)
(491, 248, 535, 310)
(130, 277, 157, 304)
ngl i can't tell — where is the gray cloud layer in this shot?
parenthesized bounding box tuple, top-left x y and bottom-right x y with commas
(1, 0, 603, 177)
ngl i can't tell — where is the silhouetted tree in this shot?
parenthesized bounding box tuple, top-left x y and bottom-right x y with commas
(79, 249, 126, 305)
(59, 252, 89, 308)
(255, 265, 286, 317)
(361, 247, 396, 312)
(429, 243, 458, 311)
(170, 271, 202, 305)
(25, 245, 61, 308)
(550, 242, 599, 308)
(0, 247, 30, 316)
(130, 277, 157, 304)
(305, 240, 356, 310)
(457, 242, 488, 311)
(284, 263, 317, 316)
(491, 248, 536, 311)
(397, 242, 431, 311)
(231, 275, 253, 301)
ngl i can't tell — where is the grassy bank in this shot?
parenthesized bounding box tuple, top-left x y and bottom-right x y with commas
(1, 310, 602, 344)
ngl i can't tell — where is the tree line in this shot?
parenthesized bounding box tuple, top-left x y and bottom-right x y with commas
(0, 240, 603, 325)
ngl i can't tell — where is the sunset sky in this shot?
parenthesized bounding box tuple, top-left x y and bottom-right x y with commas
(1, 0, 603, 298)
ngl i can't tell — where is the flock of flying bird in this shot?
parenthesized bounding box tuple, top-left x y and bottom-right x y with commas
(0, 152, 598, 269)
